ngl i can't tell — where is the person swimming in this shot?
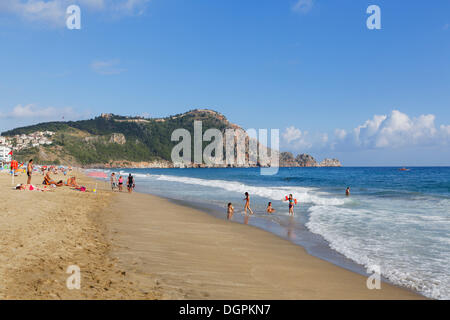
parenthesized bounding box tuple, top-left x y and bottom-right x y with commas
(346, 187, 350, 196)
(244, 192, 254, 215)
(227, 202, 234, 220)
(266, 202, 275, 214)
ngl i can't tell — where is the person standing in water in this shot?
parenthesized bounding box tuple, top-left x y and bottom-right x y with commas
(346, 187, 350, 196)
(244, 192, 254, 215)
(26, 159, 33, 185)
(287, 194, 295, 216)
(127, 174, 134, 193)
(118, 175, 124, 192)
(227, 203, 234, 220)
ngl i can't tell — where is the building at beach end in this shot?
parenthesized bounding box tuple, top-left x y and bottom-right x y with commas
(0, 145, 12, 162)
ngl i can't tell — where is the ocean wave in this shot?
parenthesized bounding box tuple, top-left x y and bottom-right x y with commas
(154, 174, 348, 206)
(306, 204, 450, 300)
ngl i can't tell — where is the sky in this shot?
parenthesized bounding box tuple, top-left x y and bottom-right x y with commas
(0, 0, 449, 165)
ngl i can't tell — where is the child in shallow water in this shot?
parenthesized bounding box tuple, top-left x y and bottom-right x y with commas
(244, 192, 254, 215)
(227, 203, 234, 220)
(266, 202, 275, 214)
(287, 194, 295, 216)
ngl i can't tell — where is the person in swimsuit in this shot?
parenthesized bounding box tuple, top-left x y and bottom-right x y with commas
(244, 192, 254, 215)
(287, 194, 295, 216)
(26, 159, 33, 185)
(127, 174, 134, 193)
(346, 187, 350, 196)
(227, 203, 234, 220)
(66, 176, 79, 188)
(118, 176, 123, 192)
(43, 171, 64, 187)
(266, 202, 275, 214)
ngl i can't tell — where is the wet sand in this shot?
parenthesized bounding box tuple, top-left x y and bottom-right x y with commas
(103, 192, 424, 299)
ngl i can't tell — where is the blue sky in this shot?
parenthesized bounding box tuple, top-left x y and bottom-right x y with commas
(0, 0, 449, 165)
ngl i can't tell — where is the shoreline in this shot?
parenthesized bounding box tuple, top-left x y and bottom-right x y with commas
(165, 196, 402, 287)
(0, 168, 426, 299)
(101, 189, 424, 299)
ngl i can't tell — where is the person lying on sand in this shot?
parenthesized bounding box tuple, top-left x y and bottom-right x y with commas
(15, 184, 49, 192)
(43, 172, 64, 187)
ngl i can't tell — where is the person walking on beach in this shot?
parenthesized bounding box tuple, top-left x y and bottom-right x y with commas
(110, 172, 117, 191)
(127, 174, 134, 193)
(227, 203, 234, 220)
(346, 187, 350, 196)
(118, 175, 123, 192)
(244, 192, 253, 215)
(26, 159, 33, 185)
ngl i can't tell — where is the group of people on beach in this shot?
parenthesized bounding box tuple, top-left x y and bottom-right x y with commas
(110, 172, 135, 193)
(227, 192, 297, 220)
(15, 159, 82, 191)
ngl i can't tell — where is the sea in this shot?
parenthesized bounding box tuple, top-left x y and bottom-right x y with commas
(91, 167, 450, 299)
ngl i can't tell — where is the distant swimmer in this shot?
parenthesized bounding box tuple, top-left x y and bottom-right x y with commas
(244, 192, 254, 215)
(227, 202, 234, 220)
(266, 202, 275, 214)
(346, 187, 350, 196)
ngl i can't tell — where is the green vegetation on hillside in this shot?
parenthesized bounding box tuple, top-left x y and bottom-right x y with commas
(2, 110, 234, 165)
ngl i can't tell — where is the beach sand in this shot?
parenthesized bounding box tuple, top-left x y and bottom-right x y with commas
(0, 170, 424, 299)
(0, 170, 159, 299)
(104, 192, 424, 300)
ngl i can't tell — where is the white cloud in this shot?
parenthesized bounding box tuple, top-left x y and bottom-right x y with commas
(284, 110, 450, 153)
(351, 110, 441, 149)
(292, 0, 314, 14)
(282, 126, 313, 149)
(283, 126, 302, 143)
(334, 128, 347, 140)
(0, 0, 149, 27)
(0, 104, 83, 121)
(91, 59, 126, 75)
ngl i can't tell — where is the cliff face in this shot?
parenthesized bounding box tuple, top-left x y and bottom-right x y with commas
(279, 152, 342, 167)
(3, 109, 341, 168)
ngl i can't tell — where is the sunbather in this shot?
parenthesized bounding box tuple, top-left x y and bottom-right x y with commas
(66, 176, 79, 188)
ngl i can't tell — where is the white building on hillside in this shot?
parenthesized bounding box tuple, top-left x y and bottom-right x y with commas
(0, 145, 12, 162)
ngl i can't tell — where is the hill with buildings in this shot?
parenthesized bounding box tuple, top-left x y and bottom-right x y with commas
(1, 109, 341, 168)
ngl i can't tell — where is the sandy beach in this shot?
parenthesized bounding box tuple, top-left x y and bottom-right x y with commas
(0, 170, 159, 299)
(0, 169, 424, 299)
